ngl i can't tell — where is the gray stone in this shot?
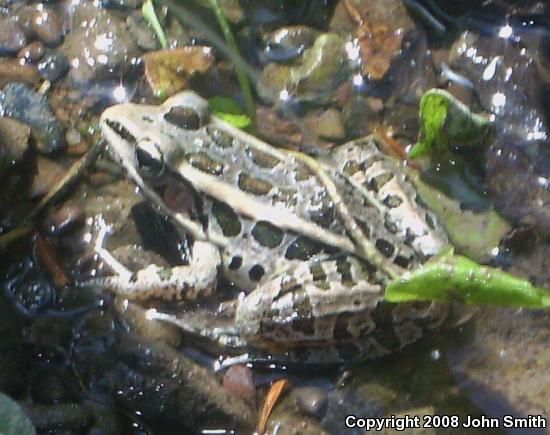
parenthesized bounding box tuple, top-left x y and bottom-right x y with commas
(0, 83, 65, 154)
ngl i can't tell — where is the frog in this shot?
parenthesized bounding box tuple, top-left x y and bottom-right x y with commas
(97, 90, 452, 363)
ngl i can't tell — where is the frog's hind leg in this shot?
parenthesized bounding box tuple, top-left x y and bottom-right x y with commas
(235, 256, 449, 363)
(82, 241, 221, 301)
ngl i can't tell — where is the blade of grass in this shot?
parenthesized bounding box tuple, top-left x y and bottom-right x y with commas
(143, 0, 169, 49)
(206, 0, 256, 127)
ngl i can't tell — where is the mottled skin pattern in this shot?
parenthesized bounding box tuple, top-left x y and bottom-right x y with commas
(99, 91, 450, 362)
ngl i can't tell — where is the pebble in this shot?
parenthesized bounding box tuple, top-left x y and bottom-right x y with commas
(37, 52, 69, 82)
(65, 128, 81, 146)
(0, 117, 30, 176)
(17, 41, 46, 63)
(304, 108, 346, 140)
(30, 156, 65, 198)
(0, 16, 27, 55)
(31, 8, 63, 46)
(0, 83, 66, 154)
(0, 59, 40, 88)
(293, 386, 328, 418)
(100, 0, 140, 9)
(60, 1, 140, 84)
(223, 365, 256, 405)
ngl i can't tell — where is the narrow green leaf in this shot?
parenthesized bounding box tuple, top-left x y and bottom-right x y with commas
(0, 392, 36, 435)
(142, 0, 169, 49)
(207, 0, 256, 127)
(386, 254, 550, 308)
(209, 96, 251, 128)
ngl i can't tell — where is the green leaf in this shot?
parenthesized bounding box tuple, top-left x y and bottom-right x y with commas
(209, 96, 251, 128)
(386, 253, 550, 308)
(406, 169, 510, 262)
(409, 89, 491, 159)
(142, 0, 168, 49)
(0, 392, 36, 435)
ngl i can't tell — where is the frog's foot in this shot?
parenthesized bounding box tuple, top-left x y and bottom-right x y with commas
(84, 241, 221, 300)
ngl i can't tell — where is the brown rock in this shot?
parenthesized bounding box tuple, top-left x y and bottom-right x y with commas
(142, 46, 215, 98)
(0, 117, 30, 175)
(31, 9, 64, 46)
(304, 108, 346, 140)
(30, 156, 65, 198)
(0, 16, 27, 55)
(0, 59, 40, 88)
(17, 41, 46, 63)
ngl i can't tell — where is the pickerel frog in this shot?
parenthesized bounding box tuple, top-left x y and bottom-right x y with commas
(99, 91, 451, 363)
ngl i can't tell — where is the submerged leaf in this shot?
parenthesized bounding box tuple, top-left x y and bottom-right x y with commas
(409, 89, 491, 159)
(386, 253, 550, 308)
(209, 96, 251, 128)
(0, 392, 36, 435)
(407, 169, 510, 262)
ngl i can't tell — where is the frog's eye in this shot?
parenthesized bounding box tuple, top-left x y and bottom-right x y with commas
(135, 147, 165, 177)
(164, 107, 201, 130)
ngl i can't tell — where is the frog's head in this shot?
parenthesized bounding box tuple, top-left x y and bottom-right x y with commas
(100, 91, 210, 182)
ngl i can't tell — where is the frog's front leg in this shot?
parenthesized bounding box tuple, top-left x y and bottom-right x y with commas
(88, 241, 221, 300)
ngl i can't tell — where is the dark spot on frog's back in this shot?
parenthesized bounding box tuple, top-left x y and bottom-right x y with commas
(228, 256, 242, 270)
(383, 194, 403, 208)
(376, 239, 395, 257)
(186, 151, 224, 176)
(246, 147, 280, 169)
(211, 199, 241, 236)
(164, 107, 201, 130)
(285, 236, 323, 260)
(238, 173, 273, 195)
(248, 264, 265, 282)
(368, 172, 393, 192)
(206, 126, 233, 148)
(252, 221, 284, 248)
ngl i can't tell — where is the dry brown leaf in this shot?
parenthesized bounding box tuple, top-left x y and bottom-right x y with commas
(257, 378, 290, 434)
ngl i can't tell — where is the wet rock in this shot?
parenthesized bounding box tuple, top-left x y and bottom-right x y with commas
(304, 108, 345, 140)
(223, 365, 256, 405)
(17, 41, 46, 63)
(30, 156, 64, 198)
(330, 0, 415, 81)
(262, 390, 329, 435)
(0, 59, 40, 88)
(31, 8, 63, 46)
(448, 31, 550, 233)
(65, 127, 81, 146)
(0, 16, 27, 55)
(259, 33, 348, 104)
(0, 83, 65, 153)
(293, 386, 328, 418)
(60, 1, 140, 85)
(100, 0, 140, 9)
(260, 25, 320, 63)
(342, 92, 383, 137)
(126, 11, 159, 51)
(37, 51, 69, 82)
(25, 403, 94, 432)
(142, 46, 215, 98)
(0, 117, 30, 174)
(42, 203, 85, 236)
